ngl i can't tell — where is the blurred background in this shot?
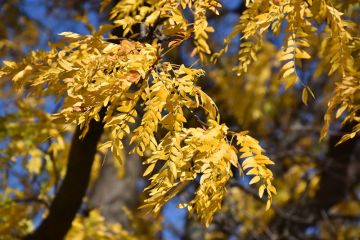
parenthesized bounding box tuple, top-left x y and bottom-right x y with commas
(0, 0, 359, 239)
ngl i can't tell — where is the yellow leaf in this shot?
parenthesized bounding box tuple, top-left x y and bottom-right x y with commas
(246, 168, 259, 175)
(268, 185, 277, 194)
(302, 87, 308, 105)
(295, 48, 311, 59)
(146, 11, 160, 25)
(283, 60, 294, 70)
(58, 59, 73, 71)
(336, 105, 347, 119)
(284, 74, 298, 89)
(265, 199, 271, 210)
(249, 176, 260, 185)
(59, 31, 81, 38)
(12, 65, 33, 82)
(240, 152, 253, 158)
(27, 158, 42, 174)
(259, 185, 266, 198)
(169, 161, 177, 178)
(279, 53, 294, 61)
(283, 67, 294, 78)
(98, 141, 112, 151)
(3, 61, 16, 68)
(144, 163, 156, 176)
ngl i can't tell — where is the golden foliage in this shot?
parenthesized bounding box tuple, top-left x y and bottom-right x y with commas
(1, 0, 360, 238)
(0, 201, 33, 239)
(317, 1, 359, 143)
(236, 131, 275, 209)
(106, 0, 221, 62)
(65, 208, 161, 240)
(1, 0, 359, 236)
(0, 24, 275, 227)
(66, 210, 136, 240)
(215, 0, 359, 142)
(191, 0, 221, 63)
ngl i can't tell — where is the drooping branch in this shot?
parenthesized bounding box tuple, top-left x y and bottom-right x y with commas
(25, 111, 105, 240)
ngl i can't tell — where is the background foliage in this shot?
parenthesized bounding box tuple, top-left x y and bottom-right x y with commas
(0, 0, 359, 239)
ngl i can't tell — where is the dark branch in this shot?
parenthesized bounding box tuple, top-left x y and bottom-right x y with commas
(25, 110, 105, 240)
(312, 123, 359, 211)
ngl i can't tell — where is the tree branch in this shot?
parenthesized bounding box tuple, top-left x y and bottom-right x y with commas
(313, 124, 358, 211)
(25, 110, 105, 240)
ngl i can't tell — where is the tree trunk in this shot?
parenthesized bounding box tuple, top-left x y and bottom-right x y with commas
(26, 113, 105, 240)
(87, 139, 142, 228)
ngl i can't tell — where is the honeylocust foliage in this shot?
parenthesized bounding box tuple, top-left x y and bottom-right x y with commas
(103, 0, 221, 62)
(0, 12, 275, 227)
(216, 0, 359, 142)
(0, 0, 359, 234)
